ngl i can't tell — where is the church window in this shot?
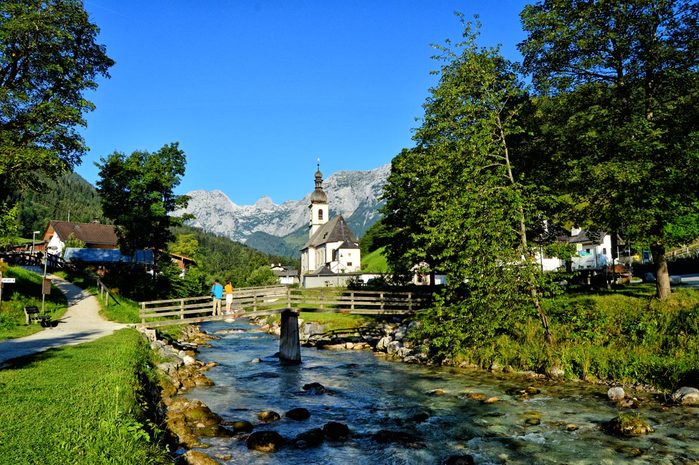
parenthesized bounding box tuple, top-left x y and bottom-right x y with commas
(318, 209, 323, 221)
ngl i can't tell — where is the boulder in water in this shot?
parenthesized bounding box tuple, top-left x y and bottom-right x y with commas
(671, 386, 699, 406)
(183, 450, 220, 465)
(372, 429, 425, 448)
(443, 455, 475, 465)
(303, 382, 326, 395)
(293, 428, 325, 449)
(607, 386, 625, 401)
(323, 421, 351, 441)
(224, 420, 253, 433)
(408, 412, 430, 423)
(246, 430, 286, 452)
(286, 407, 311, 421)
(604, 414, 654, 437)
(257, 410, 281, 423)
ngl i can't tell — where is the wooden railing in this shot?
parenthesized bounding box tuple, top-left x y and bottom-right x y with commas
(138, 286, 431, 326)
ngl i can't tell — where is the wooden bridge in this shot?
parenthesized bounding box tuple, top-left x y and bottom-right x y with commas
(139, 285, 431, 364)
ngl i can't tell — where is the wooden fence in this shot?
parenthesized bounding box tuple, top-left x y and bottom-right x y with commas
(139, 285, 431, 327)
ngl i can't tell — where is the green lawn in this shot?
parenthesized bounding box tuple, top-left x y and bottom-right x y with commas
(0, 266, 68, 340)
(361, 246, 389, 273)
(0, 329, 172, 465)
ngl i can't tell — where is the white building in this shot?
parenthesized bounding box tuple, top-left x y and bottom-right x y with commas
(569, 228, 615, 271)
(300, 166, 361, 287)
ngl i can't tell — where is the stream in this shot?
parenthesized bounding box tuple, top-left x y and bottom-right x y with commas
(186, 320, 699, 465)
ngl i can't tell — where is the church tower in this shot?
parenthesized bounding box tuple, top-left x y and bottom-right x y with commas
(309, 163, 329, 238)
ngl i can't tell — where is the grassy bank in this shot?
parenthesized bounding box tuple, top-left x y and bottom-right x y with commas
(0, 329, 172, 465)
(452, 284, 699, 390)
(0, 266, 68, 340)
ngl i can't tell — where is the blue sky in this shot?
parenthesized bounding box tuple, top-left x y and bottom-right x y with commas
(79, 1, 530, 205)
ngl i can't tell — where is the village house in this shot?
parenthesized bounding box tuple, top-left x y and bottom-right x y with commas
(300, 166, 361, 288)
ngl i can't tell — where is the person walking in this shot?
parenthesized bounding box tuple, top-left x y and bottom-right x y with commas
(211, 279, 223, 316)
(224, 280, 234, 314)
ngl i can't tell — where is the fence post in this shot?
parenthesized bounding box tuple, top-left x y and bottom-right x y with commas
(287, 287, 291, 309)
(180, 299, 185, 319)
(350, 291, 355, 311)
(141, 302, 146, 324)
(408, 292, 413, 311)
(253, 292, 257, 312)
(380, 292, 384, 312)
(320, 290, 324, 309)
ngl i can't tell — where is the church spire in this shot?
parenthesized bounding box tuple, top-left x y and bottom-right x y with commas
(310, 161, 327, 204)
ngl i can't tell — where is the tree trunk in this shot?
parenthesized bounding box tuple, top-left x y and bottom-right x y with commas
(650, 242, 671, 300)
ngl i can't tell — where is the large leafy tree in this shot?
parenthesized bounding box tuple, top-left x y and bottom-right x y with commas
(0, 0, 114, 223)
(96, 143, 189, 258)
(382, 19, 552, 358)
(519, 0, 699, 299)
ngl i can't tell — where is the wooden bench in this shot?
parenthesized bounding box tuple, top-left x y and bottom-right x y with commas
(24, 306, 51, 327)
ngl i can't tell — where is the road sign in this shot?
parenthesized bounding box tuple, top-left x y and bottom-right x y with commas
(42, 278, 51, 295)
(1, 278, 15, 283)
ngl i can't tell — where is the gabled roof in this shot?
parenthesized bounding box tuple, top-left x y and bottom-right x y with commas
(308, 264, 336, 276)
(568, 230, 605, 245)
(302, 216, 358, 249)
(49, 221, 118, 247)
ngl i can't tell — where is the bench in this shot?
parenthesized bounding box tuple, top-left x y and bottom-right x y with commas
(24, 306, 51, 327)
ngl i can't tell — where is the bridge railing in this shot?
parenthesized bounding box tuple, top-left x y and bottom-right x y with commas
(138, 285, 431, 326)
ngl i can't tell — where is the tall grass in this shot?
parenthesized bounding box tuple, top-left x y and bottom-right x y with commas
(0, 329, 172, 465)
(453, 285, 699, 390)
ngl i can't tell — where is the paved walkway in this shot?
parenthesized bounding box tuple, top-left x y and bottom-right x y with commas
(0, 275, 126, 367)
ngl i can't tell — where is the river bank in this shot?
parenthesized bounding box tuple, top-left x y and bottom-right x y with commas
(151, 320, 699, 465)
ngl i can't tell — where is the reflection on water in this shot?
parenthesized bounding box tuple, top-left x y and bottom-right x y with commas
(187, 321, 699, 465)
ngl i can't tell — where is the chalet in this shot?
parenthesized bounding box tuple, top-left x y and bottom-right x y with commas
(271, 264, 300, 285)
(43, 220, 117, 256)
(300, 165, 361, 288)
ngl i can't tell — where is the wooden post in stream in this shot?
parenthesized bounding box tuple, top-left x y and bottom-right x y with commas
(279, 309, 301, 365)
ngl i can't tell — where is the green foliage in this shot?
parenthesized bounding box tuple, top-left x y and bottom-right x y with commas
(169, 233, 199, 259)
(0, 201, 20, 250)
(383, 17, 552, 357)
(245, 265, 278, 287)
(0, 329, 172, 464)
(359, 220, 390, 255)
(18, 172, 105, 236)
(519, 0, 699, 296)
(96, 143, 189, 257)
(0, 0, 113, 222)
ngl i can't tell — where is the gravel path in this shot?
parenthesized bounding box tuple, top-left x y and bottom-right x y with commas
(0, 275, 127, 367)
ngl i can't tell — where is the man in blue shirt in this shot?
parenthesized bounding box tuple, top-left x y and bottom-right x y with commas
(211, 279, 224, 316)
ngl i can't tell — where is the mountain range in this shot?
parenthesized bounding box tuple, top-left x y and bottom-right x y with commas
(180, 164, 390, 257)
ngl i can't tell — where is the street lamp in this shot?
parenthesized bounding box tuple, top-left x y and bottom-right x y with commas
(31, 230, 40, 258)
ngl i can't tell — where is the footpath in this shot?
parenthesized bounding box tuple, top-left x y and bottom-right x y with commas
(0, 275, 126, 367)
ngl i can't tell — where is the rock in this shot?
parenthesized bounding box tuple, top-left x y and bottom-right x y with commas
(483, 396, 499, 404)
(548, 365, 565, 378)
(182, 355, 197, 366)
(443, 455, 475, 465)
(285, 407, 311, 421)
(372, 429, 424, 448)
(225, 420, 253, 433)
(323, 421, 351, 441)
(464, 392, 487, 401)
(246, 430, 286, 453)
(427, 388, 446, 396)
(250, 357, 262, 364)
(521, 410, 541, 426)
(566, 423, 578, 431)
(303, 382, 326, 394)
(671, 386, 699, 406)
(376, 336, 392, 351)
(386, 340, 403, 355)
(257, 410, 281, 423)
(408, 412, 430, 423)
(184, 450, 220, 465)
(397, 347, 412, 358)
(608, 386, 626, 401)
(293, 428, 325, 449)
(604, 414, 654, 437)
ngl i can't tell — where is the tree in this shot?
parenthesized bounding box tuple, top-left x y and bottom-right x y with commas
(245, 265, 278, 287)
(0, 0, 114, 214)
(519, 0, 699, 299)
(96, 143, 189, 259)
(382, 18, 553, 358)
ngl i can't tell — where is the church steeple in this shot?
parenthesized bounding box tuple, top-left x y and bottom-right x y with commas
(309, 162, 329, 237)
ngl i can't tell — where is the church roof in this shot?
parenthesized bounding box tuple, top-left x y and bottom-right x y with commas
(302, 216, 358, 249)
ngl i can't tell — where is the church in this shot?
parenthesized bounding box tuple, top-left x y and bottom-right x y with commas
(300, 165, 361, 287)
